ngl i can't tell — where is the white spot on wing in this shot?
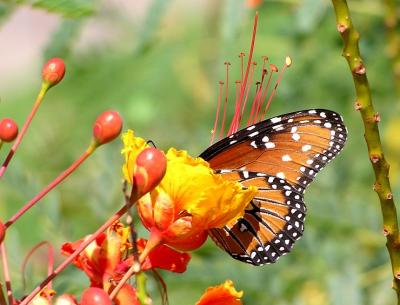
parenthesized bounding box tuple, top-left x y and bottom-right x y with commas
(276, 172, 285, 179)
(265, 142, 275, 149)
(271, 117, 282, 123)
(302, 144, 312, 152)
(292, 133, 300, 141)
(282, 154, 292, 162)
(262, 136, 269, 142)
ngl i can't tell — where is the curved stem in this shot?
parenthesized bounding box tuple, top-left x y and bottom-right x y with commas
(5, 143, 97, 228)
(331, 0, 400, 302)
(0, 84, 49, 179)
(18, 201, 134, 305)
(0, 243, 13, 305)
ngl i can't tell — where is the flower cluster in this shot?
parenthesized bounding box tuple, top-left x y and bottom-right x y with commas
(0, 57, 249, 305)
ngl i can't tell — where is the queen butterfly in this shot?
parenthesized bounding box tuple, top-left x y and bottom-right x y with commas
(200, 109, 347, 265)
(199, 13, 347, 265)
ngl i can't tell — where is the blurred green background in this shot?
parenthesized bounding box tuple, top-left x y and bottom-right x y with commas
(0, 0, 399, 304)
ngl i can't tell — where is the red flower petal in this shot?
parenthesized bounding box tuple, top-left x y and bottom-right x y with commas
(138, 239, 191, 273)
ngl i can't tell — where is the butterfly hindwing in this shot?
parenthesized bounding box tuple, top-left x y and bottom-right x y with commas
(200, 109, 347, 265)
(209, 170, 305, 265)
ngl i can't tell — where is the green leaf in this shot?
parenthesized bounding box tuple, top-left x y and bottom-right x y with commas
(30, 0, 97, 18)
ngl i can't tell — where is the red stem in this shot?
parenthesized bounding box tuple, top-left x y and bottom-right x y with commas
(109, 230, 162, 300)
(18, 202, 133, 305)
(0, 84, 49, 179)
(0, 243, 14, 305)
(5, 144, 96, 228)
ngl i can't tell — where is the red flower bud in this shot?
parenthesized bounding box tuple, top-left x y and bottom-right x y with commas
(80, 288, 111, 305)
(42, 58, 66, 87)
(93, 111, 123, 145)
(0, 220, 5, 244)
(134, 147, 167, 196)
(0, 118, 18, 142)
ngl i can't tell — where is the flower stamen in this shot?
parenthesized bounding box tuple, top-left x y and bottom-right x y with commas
(210, 13, 292, 144)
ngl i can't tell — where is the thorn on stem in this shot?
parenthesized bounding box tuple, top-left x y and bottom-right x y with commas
(387, 193, 394, 200)
(373, 182, 381, 191)
(354, 64, 366, 75)
(396, 273, 400, 280)
(354, 101, 362, 110)
(383, 228, 389, 237)
(370, 154, 380, 163)
(373, 112, 381, 122)
(337, 23, 348, 33)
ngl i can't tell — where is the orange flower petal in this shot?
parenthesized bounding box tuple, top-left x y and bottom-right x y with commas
(114, 284, 140, 305)
(195, 280, 243, 305)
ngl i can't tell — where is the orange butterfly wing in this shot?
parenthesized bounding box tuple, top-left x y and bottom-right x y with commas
(200, 109, 347, 265)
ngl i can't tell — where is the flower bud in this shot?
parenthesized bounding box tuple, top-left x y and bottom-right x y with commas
(0, 220, 5, 244)
(42, 58, 65, 87)
(133, 147, 167, 196)
(55, 295, 78, 305)
(81, 288, 112, 305)
(93, 111, 123, 145)
(0, 118, 18, 142)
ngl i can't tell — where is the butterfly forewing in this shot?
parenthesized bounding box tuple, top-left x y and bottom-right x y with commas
(200, 109, 347, 265)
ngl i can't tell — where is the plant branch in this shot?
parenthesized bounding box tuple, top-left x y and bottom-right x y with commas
(383, 0, 400, 96)
(331, 0, 400, 301)
(0, 243, 13, 305)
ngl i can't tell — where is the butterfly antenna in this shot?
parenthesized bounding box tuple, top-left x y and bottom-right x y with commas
(146, 140, 157, 148)
(210, 81, 224, 145)
(261, 56, 292, 120)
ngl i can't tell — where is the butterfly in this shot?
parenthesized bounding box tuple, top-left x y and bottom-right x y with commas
(199, 108, 347, 266)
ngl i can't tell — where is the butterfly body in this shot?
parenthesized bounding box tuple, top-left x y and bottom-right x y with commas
(200, 109, 347, 266)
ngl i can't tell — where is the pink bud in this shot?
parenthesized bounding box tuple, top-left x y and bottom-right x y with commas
(93, 111, 123, 145)
(42, 58, 66, 87)
(134, 147, 167, 195)
(0, 118, 18, 142)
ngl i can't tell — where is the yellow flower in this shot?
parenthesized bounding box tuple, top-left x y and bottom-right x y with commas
(121, 130, 149, 184)
(121, 130, 257, 251)
(195, 280, 243, 305)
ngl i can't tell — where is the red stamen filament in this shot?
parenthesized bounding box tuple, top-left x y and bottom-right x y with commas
(240, 62, 257, 118)
(247, 81, 260, 126)
(228, 12, 259, 135)
(261, 57, 292, 120)
(210, 81, 224, 145)
(229, 81, 243, 135)
(219, 62, 230, 139)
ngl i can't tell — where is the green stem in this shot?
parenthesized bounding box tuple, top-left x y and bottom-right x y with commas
(136, 272, 149, 305)
(382, 0, 400, 97)
(331, 0, 400, 302)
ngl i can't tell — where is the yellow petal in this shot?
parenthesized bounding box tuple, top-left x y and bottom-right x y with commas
(121, 130, 149, 183)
